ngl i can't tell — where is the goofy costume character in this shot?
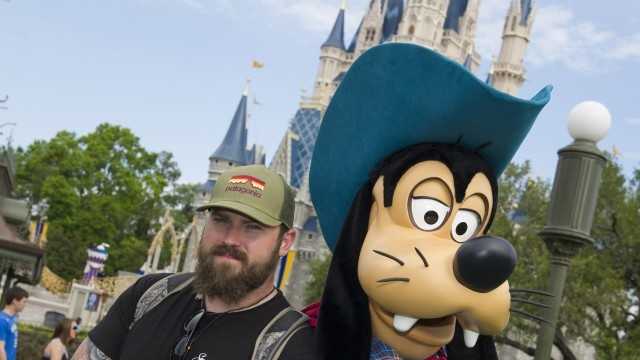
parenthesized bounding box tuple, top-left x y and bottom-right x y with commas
(307, 43, 552, 359)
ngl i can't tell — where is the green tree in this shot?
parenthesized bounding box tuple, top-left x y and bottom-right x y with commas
(304, 254, 332, 304)
(15, 123, 181, 279)
(163, 182, 201, 230)
(497, 158, 640, 359)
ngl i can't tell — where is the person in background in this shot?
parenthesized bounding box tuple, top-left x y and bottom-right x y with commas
(0, 287, 29, 360)
(42, 319, 78, 360)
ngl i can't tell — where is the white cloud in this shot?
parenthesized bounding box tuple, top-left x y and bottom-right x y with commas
(476, 2, 636, 72)
(526, 5, 617, 71)
(608, 33, 640, 61)
(257, 0, 366, 35)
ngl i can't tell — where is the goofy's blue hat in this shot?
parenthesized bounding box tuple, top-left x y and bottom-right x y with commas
(310, 43, 552, 251)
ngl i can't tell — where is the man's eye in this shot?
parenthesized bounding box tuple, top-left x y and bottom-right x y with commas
(451, 209, 481, 243)
(211, 216, 227, 224)
(245, 223, 264, 231)
(410, 198, 450, 231)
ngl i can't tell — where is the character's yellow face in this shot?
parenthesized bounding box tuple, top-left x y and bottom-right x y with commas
(358, 161, 511, 360)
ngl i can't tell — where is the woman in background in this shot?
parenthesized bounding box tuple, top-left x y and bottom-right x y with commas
(42, 318, 77, 360)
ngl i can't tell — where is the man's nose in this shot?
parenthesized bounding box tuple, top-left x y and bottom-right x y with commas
(453, 235, 517, 293)
(222, 226, 244, 245)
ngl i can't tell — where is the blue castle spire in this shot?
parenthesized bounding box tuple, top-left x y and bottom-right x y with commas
(444, 0, 470, 32)
(211, 87, 249, 164)
(520, 0, 533, 25)
(322, 3, 346, 50)
(463, 53, 473, 70)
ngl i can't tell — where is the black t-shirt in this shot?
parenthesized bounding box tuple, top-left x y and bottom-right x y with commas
(89, 274, 319, 360)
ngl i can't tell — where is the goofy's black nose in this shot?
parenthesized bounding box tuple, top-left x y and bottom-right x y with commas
(453, 235, 517, 293)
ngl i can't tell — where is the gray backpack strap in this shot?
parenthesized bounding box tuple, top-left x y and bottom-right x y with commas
(129, 272, 195, 330)
(251, 307, 310, 360)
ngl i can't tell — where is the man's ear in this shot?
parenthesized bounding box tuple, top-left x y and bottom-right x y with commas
(279, 228, 296, 256)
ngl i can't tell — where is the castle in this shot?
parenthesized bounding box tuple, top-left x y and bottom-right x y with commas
(183, 0, 538, 308)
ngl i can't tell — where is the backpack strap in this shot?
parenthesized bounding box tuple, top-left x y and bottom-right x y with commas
(251, 307, 310, 360)
(129, 272, 195, 330)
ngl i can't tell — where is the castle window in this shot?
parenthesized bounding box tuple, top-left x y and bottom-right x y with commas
(365, 28, 376, 42)
(511, 16, 517, 31)
(408, 25, 415, 36)
(307, 233, 313, 239)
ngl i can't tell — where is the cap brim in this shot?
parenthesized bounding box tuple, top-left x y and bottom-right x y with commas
(196, 200, 282, 227)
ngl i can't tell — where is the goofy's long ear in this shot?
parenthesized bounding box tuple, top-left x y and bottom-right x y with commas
(316, 183, 374, 360)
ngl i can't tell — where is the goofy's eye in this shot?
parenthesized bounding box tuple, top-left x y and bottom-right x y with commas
(410, 198, 450, 231)
(451, 210, 481, 243)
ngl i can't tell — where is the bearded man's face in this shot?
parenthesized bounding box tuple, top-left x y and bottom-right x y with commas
(193, 209, 283, 304)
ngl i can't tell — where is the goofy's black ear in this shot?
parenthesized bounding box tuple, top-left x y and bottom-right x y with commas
(316, 183, 374, 360)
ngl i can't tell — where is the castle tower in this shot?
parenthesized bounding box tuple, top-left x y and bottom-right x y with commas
(353, 0, 385, 56)
(489, 0, 535, 95)
(206, 84, 265, 184)
(309, 2, 347, 109)
(440, 0, 481, 71)
(396, 0, 447, 48)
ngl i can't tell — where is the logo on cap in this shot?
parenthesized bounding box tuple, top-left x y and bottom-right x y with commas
(228, 175, 266, 190)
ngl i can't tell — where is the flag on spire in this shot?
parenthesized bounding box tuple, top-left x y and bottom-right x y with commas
(251, 60, 264, 69)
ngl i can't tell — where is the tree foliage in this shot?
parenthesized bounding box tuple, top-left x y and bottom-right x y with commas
(14, 123, 197, 280)
(304, 253, 332, 304)
(496, 158, 640, 359)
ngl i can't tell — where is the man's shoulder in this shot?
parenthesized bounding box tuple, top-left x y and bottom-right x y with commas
(279, 324, 319, 360)
(136, 272, 175, 287)
(0, 311, 12, 324)
(125, 272, 181, 298)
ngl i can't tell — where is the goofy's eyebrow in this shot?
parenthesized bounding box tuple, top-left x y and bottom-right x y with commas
(462, 192, 490, 223)
(410, 177, 454, 207)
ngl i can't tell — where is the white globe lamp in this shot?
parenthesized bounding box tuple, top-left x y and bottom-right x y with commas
(567, 101, 611, 143)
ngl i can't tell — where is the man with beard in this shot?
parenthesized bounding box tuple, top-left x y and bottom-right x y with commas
(72, 165, 319, 360)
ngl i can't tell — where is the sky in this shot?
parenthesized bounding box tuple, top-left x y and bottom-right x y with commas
(0, 0, 638, 185)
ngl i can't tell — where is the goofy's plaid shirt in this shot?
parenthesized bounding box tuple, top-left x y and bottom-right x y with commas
(370, 337, 447, 360)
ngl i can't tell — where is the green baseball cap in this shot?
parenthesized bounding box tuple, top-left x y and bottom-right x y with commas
(197, 165, 295, 229)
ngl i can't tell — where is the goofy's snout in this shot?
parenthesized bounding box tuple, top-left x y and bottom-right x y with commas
(453, 236, 517, 293)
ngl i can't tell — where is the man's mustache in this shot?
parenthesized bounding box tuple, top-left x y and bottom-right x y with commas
(210, 244, 248, 263)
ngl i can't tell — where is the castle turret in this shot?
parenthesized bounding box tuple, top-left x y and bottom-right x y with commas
(309, 1, 347, 109)
(396, 0, 447, 48)
(353, 0, 385, 56)
(208, 84, 264, 181)
(490, 0, 535, 95)
(440, 0, 481, 70)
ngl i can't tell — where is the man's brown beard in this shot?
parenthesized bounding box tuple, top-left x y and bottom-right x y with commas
(192, 242, 280, 304)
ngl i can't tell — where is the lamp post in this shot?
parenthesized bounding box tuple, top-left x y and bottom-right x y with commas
(534, 101, 611, 359)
